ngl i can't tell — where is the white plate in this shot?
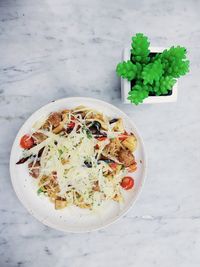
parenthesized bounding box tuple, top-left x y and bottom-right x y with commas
(10, 97, 147, 232)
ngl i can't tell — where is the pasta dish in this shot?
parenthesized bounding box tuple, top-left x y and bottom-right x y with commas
(17, 106, 137, 210)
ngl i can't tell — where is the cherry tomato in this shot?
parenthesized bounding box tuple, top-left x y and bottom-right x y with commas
(20, 134, 34, 149)
(109, 162, 117, 169)
(67, 122, 75, 129)
(120, 176, 134, 190)
(97, 136, 107, 141)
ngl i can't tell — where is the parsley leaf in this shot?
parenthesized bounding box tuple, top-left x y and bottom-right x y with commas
(37, 188, 44, 195)
(82, 125, 92, 139)
(86, 129, 92, 139)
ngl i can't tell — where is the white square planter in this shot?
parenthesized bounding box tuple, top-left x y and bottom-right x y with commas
(121, 47, 178, 104)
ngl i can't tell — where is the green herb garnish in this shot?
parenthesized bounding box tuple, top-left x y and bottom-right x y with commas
(82, 125, 92, 139)
(37, 188, 44, 195)
(86, 129, 92, 139)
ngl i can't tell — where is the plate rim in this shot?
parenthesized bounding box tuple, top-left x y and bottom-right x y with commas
(9, 97, 147, 233)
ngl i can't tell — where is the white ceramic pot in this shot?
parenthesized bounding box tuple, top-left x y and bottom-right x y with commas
(121, 47, 178, 104)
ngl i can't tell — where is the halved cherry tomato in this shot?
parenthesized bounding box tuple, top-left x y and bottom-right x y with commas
(67, 115, 76, 129)
(120, 176, 134, 190)
(109, 162, 117, 169)
(20, 134, 34, 149)
(67, 122, 75, 129)
(118, 134, 128, 141)
(97, 136, 107, 141)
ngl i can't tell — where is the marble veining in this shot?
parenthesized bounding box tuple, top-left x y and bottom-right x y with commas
(0, 0, 200, 266)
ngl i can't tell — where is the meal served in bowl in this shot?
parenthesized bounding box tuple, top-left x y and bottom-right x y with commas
(16, 105, 138, 211)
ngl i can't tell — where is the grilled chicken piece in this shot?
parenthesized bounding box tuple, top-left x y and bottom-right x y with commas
(55, 198, 67, 210)
(117, 148, 135, 167)
(32, 132, 47, 144)
(92, 181, 100, 192)
(47, 112, 62, 128)
(52, 124, 63, 134)
(28, 161, 40, 178)
(103, 138, 122, 157)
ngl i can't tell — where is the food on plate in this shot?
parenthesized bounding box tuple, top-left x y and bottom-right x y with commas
(20, 134, 34, 149)
(118, 148, 135, 167)
(121, 135, 137, 152)
(120, 176, 134, 190)
(17, 106, 138, 210)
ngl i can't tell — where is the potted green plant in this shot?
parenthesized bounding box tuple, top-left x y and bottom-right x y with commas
(116, 33, 190, 105)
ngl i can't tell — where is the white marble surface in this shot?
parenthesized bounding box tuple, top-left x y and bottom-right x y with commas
(0, 0, 200, 266)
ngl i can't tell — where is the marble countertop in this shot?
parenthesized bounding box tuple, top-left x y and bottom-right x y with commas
(0, 0, 200, 266)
